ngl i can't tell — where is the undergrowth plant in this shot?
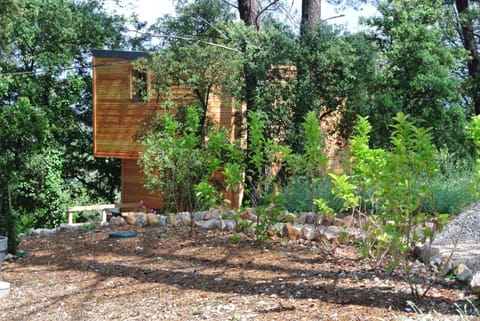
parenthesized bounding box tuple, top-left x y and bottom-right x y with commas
(242, 111, 292, 242)
(467, 115, 480, 200)
(322, 113, 449, 298)
(140, 105, 242, 224)
(299, 110, 329, 213)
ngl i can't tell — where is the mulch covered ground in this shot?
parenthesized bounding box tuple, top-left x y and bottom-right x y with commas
(0, 225, 478, 320)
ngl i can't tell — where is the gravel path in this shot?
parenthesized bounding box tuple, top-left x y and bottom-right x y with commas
(432, 202, 480, 272)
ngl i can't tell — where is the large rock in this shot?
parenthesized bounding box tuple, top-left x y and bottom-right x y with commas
(205, 209, 221, 220)
(322, 225, 341, 243)
(146, 213, 160, 226)
(196, 219, 221, 230)
(124, 213, 137, 225)
(110, 216, 126, 227)
(471, 272, 480, 294)
(454, 263, 473, 283)
(175, 212, 191, 226)
(136, 213, 148, 227)
(299, 212, 318, 225)
(193, 211, 208, 221)
(29, 228, 56, 237)
(271, 222, 285, 236)
(158, 215, 168, 227)
(301, 224, 320, 241)
(283, 223, 301, 240)
(221, 219, 236, 231)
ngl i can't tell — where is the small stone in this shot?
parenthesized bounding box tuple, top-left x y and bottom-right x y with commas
(136, 213, 148, 227)
(454, 263, 473, 283)
(135, 246, 143, 252)
(472, 272, 480, 294)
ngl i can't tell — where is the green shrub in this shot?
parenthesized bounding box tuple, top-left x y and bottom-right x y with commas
(281, 175, 342, 213)
(424, 150, 476, 214)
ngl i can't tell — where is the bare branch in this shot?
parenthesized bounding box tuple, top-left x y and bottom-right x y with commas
(324, 14, 346, 21)
(258, 0, 281, 17)
(149, 33, 242, 53)
(197, 16, 230, 40)
(254, 0, 281, 29)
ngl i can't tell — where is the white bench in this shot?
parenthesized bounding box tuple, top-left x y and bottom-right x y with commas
(67, 202, 143, 225)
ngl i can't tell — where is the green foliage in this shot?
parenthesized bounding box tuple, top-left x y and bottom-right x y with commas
(144, 0, 243, 130)
(321, 114, 442, 288)
(328, 173, 360, 213)
(240, 111, 292, 242)
(140, 105, 242, 213)
(427, 150, 475, 214)
(194, 180, 221, 210)
(467, 115, 480, 200)
(375, 113, 438, 268)
(293, 24, 376, 150)
(0, 97, 49, 252)
(282, 175, 341, 213)
(366, 0, 468, 152)
(0, 0, 127, 252)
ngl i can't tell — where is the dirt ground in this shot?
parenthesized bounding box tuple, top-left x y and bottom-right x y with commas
(0, 225, 479, 321)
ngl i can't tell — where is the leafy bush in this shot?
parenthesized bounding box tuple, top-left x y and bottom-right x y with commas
(320, 113, 451, 297)
(140, 105, 242, 213)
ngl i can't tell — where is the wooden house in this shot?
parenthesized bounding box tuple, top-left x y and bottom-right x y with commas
(92, 49, 243, 210)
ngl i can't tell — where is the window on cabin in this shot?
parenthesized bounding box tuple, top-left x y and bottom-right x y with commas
(131, 69, 148, 102)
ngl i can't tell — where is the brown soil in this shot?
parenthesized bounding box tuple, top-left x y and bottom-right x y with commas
(0, 225, 479, 321)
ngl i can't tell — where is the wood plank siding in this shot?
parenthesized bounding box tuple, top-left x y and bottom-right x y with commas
(92, 49, 245, 209)
(121, 159, 163, 209)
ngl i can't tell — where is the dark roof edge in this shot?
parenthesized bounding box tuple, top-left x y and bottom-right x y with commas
(92, 49, 150, 60)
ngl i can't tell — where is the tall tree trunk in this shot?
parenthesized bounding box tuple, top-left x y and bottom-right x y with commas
(238, 0, 261, 30)
(237, 0, 262, 204)
(293, 0, 323, 152)
(301, 0, 321, 36)
(455, 0, 480, 114)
